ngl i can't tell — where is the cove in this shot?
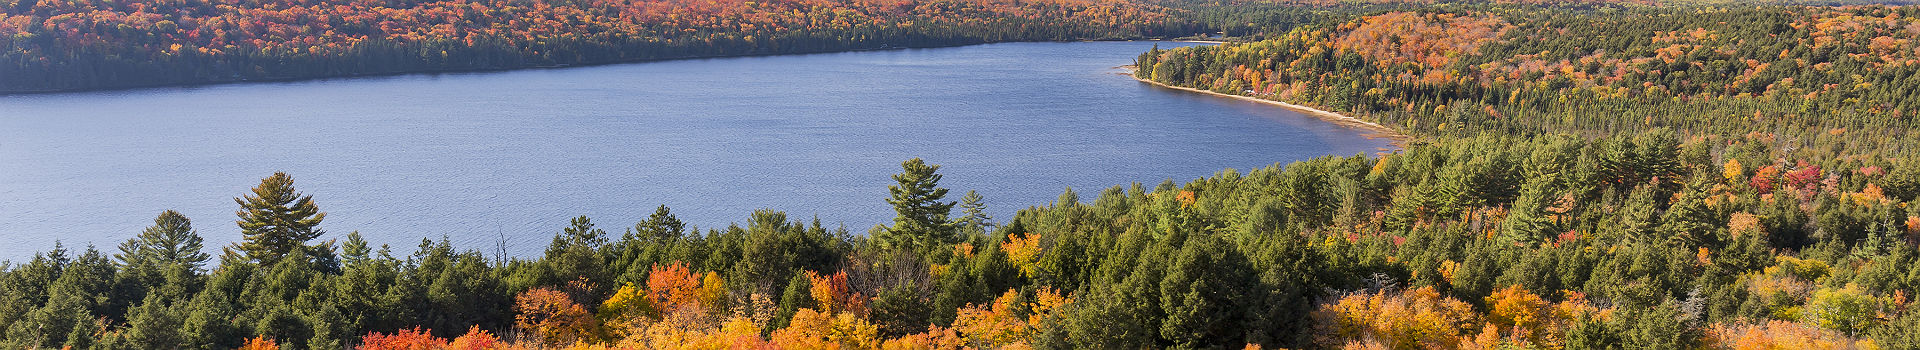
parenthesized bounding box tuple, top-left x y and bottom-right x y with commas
(0, 41, 1393, 259)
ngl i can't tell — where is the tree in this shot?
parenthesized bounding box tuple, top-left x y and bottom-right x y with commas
(1885, 157, 1920, 201)
(234, 172, 326, 265)
(879, 158, 958, 252)
(543, 216, 610, 290)
(870, 283, 932, 338)
(636, 205, 687, 240)
(955, 190, 994, 237)
(1311, 286, 1479, 349)
(118, 210, 211, 272)
(117, 210, 213, 305)
(1502, 176, 1559, 244)
(122, 294, 188, 349)
(646, 262, 701, 312)
(513, 287, 596, 345)
(1159, 235, 1262, 348)
(1804, 284, 1880, 336)
(773, 270, 818, 331)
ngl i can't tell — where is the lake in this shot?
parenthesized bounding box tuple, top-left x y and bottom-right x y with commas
(0, 41, 1394, 260)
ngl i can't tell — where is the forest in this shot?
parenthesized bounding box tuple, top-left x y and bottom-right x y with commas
(7, 1, 1920, 350)
(0, 0, 1195, 92)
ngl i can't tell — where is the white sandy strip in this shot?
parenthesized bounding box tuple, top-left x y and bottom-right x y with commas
(1126, 73, 1411, 147)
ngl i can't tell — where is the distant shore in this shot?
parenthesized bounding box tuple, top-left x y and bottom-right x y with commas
(1122, 70, 1410, 149)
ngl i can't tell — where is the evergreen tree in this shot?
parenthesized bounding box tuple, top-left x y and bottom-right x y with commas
(123, 294, 187, 349)
(119, 210, 211, 272)
(636, 205, 687, 240)
(542, 216, 609, 290)
(1502, 176, 1559, 244)
(1158, 235, 1260, 348)
(869, 283, 932, 338)
(771, 270, 816, 331)
(234, 172, 327, 265)
(879, 158, 958, 252)
(1884, 157, 1920, 201)
(955, 190, 994, 236)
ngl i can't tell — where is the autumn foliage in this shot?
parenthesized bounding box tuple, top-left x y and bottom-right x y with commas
(0, 0, 1191, 92)
(514, 287, 598, 345)
(239, 337, 279, 350)
(1312, 286, 1480, 349)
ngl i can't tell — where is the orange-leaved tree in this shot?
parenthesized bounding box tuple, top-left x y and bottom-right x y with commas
(770, 308, 882, 349)
(1710, 320, 1877, 350)
(360, 327, 442, 350)
(647, 262, 704, 313)
(947, 288, 1069, 348)
(447, 326, 503, 350)
(1312, 286, 1480, 349)
(238, 337, 279, 350)
(809, 270, 866, 316)
(516, 287, 599, 345)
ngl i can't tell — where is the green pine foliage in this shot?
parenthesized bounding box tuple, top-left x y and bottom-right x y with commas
(233, 172, 328, 266)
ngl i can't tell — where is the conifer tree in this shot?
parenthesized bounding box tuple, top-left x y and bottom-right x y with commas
(636, 205, 686, 240)
(879, 158, 957, 252)
(118, 210, 210, 272)
(122, 294, 187, 349)
(772, 270, 816, 331)
(234, 172, 326, 265)
(955, 190, 993, 236)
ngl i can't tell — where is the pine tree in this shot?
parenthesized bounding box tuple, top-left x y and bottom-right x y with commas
(123, 294, 187, 349)
(772, 270, 817, 331)
(118, 210, 211, 272)
(1158, 235, 1260, 348)
(955, 190, 993, 236)
(234, 172, 326, 265)
(879, 158, 957, 252)
(636, 205, 686, 240)
(1502, 176, 1559, 244)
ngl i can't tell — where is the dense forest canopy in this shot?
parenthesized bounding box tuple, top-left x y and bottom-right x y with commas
(0, 0, 1194, 92)
(7, 0, 1920, 349)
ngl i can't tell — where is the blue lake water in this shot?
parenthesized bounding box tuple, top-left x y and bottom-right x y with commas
(0, 41, 1393, 260)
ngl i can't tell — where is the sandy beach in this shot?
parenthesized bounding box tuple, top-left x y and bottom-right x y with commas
(1123, 71, 1411, 149)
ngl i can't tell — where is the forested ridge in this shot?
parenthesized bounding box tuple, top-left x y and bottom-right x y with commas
(0, 0, 1195, 93)
(1125, 2, 1920, 348)
(8, 1, 1920, 350)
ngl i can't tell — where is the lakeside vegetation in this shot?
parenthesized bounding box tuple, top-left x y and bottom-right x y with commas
(0, 0, 1195, 92)
(6, 0, 1920, 349)
(1129, 2, 1920, 348)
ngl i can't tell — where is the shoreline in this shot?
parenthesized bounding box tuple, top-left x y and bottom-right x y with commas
(7, 38, 1167, 95)
(1123, 70, 1411, 150)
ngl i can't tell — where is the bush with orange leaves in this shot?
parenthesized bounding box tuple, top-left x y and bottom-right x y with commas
(361, 326, 505, 350)
(1466, 285, 1591, 349)
(1311, 286, 1480, 349)
(769, 308, 883, 349)
(649, 262, 705, 313)
(752, 270, 885, 349)
(882, 326, 966, 350)
(809, 270, 867, 316)
(516, 287, 600, 346)
(615, 316, 774, 350)
(943, 288, 1069, 348)
(239, 337, 279, 350)
(1710, 320, 1878, 350)
(362, 328, 441, 350)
